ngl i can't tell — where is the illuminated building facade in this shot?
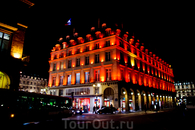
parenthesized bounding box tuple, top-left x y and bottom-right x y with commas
(0, 22, 28, 90)
(174, 81, 195, 103)
(48, 24, 176, 112)
(19, 73, 48, 94)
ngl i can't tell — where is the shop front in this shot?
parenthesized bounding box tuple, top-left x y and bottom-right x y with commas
(72, 98, 90, 112)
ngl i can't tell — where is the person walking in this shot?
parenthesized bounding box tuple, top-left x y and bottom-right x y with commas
(93, 106, 95, 114)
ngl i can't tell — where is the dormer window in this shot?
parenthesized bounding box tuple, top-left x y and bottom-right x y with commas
(116, 29, 121, 36)
(70, 39, 76, 46)
(86, 34, 91, 41)
(95, 31, 101, 39)
(105, 28, 111, 36)
(66, 35, 70, 40)
(62, 42, 66, 49)
(123, 34, 128, 41)
(77, 37, 84, 44)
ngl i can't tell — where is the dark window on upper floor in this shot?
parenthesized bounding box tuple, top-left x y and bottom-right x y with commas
(128, 56, 132, 68)
(85, 56, 89, 65)
(119, 52, 125, 65)
(95, 54, 99, 63)
(105, 40, 110, 47)
(53, 63, 56, 71)
(76, 58, 80, 67)
(95, 43, 99, 49)
(105, 52, 110, 61)
(60, 53, 64, 58)
(54, 55, 57, 59)
(127, 45, 130, 52)
(119, 40, 124, 48)
(85, 46, 89, 52)
(68, 60, 72, 68)
(77, 48, 80, 54)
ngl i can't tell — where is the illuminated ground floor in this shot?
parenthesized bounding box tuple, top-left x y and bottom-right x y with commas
(48, 81, 176, 112)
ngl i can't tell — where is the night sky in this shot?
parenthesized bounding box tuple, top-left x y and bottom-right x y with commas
(1, 1, 194, 82)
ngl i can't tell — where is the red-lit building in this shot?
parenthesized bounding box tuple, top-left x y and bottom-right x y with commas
(48, 24, 176, 112)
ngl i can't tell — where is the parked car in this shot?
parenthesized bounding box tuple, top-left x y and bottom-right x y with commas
(97, 107, 118, 114)
(71, 108, 83, 115)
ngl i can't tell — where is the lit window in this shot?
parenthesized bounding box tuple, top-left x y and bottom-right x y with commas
(85, 72, 89, 83)
(68, 75, 71, 85)
(3, 33, 10, 40)
(76, 73, 80, 84)
(60, 62, 63, 70)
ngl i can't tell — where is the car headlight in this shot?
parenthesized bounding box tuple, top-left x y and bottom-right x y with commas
(77, 110, 80, 113)
(72, 110, 74, 113)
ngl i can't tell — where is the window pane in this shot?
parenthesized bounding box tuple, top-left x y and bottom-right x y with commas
(0, 32, 3, 38)
(3, 33, 10, 40)
(76, 73, 80, 84)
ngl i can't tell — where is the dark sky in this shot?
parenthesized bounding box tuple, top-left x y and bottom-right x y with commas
(1, 1, 195, 82)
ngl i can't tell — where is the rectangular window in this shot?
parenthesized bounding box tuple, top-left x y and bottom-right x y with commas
(106, 69, 111, 81)
(85, 72, 89, 83)
(95, 43, 99, 49)
(77, 48, 80, 54)
(52, 77, 56, 86)
(60, 62, 63, 70)
(59, 90, 63, 96)
(105, 52, 110, 61)
(85, 56, 89, 65)
(128, 73, 131, 82)
(60, 53, 64, 58)
(95, 70, 100, 81)
(68, 60, 71, 68)
(85, 46, 89, 52)
(68, 75, 71, 85)
(76, 73, 80, 84)
(121, 70, 124, 80)
(69, 50, 72, 56)
(76, 58, 80, 67)
(119, 40, 124, 48)
(106, 40, 110, 47)
(59, 76, 63, 85)
(95, 54, 99, 63)
(53, 63, 56, 71)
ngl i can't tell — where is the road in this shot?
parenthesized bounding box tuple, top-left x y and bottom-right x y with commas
(11, 108, 194, 130)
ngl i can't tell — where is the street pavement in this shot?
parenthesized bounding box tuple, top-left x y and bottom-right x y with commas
(12, 108, 194, 130)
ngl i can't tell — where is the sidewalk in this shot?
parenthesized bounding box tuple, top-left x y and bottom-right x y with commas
(83, 108, 175, 115)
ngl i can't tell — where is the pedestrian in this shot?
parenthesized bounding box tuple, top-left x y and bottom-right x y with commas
(110, 104, 113, 108)
(93, 106, 95, 114)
